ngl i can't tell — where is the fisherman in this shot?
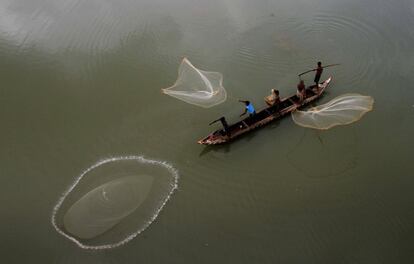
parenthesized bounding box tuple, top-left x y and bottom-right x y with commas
(297, 80, 306, 102)
(209, 116, 231, 137)
(265, 89, 280, 107)
(298, 61, 338, 89)
(314, 61, 323, 88)
(239, 100, 256, 117)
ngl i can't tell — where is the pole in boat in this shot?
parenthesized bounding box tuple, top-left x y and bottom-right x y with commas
(209, 117, 231, 137)
(298, 63, 340, 77)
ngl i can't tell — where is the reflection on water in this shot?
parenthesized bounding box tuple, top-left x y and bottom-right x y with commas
(0, 0, 148, 51)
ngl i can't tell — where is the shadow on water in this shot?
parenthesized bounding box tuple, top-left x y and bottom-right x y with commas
(264, 119, 281, 130)
(199, 143, 231, 157)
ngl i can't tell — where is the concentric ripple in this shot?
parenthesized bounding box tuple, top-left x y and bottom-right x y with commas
(231, 20, 305, 80)
(51, 156, 179, 250)
(292, 12, 397, 88)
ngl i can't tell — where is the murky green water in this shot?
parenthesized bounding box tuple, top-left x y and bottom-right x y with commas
(1, 0, 413, 263)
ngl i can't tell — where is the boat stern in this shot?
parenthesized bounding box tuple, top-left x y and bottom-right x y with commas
(197, 132, 227, 145)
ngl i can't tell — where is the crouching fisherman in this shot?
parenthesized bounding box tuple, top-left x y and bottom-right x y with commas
(265, 89, 280, 107)
(239, 100, 256, 117)
(297, 80, 306, 103)
(209, 117, 231, 137)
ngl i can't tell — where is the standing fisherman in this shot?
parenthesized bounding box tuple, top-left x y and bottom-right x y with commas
(298, 62, 339, 84)
(314, 61, 323, 87)
(298, 62, 339, 92)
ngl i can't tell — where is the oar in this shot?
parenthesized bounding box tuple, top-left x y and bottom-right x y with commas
(298, 63, 341, 76)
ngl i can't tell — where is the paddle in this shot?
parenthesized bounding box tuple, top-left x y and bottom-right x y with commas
(298, 63, 341, 77)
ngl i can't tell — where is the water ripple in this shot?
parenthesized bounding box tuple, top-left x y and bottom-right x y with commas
(292, 12, 398, 89)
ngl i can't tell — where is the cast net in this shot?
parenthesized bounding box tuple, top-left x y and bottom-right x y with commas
(291, 94, 374, 129)
(51, 156, 179, 250)
(162, 58, 227, 108)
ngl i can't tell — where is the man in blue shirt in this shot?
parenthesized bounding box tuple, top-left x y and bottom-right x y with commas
(239, 100, 256, 117)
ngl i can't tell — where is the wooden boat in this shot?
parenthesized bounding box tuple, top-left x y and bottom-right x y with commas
(197, 77, 332, 145)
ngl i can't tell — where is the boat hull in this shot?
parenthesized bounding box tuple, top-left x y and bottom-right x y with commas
(197, 77, 332, 145)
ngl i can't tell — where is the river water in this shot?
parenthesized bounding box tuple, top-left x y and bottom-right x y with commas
(1, 0, 413, 263)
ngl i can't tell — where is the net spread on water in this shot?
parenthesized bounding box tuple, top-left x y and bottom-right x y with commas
(291, 94, 374, 130)
(51, 156, 179, 250)
(63, 175, 154, 239)
(162, 58, 227, 108)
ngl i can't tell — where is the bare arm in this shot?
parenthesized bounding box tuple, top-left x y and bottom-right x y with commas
(239, 100, 248, 116)
(240, 109, 247, 117)
(209, 118, 221, 125)
(299, 64, 340, 76)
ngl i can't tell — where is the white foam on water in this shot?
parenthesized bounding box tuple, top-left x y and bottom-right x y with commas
(51, 155, 179, 250)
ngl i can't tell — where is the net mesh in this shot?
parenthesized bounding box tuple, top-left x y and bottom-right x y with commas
(291, 94, 374, 129)
(51, 156, 179, 250)
(63, 175, 154, 239)
(162, 58, 227, 108)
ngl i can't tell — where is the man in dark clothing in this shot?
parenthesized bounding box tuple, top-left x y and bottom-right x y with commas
(209, 117, 231, 137)
(314, 61, 323, 86)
